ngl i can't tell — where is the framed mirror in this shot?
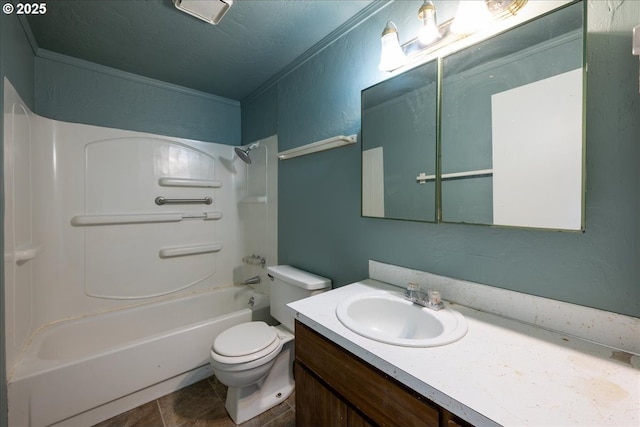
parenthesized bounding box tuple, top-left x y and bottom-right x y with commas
(440, 1, 585, 230)
(361, 60, 438, 222)
(361, 1, 585, 231)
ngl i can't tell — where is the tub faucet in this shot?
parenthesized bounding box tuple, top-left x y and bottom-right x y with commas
(404, 283, 444, 311)
(243, 254, 266, 268)
(242, 276, 261, 285)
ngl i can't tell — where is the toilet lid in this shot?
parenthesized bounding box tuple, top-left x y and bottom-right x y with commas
(213, 321, 278, 357)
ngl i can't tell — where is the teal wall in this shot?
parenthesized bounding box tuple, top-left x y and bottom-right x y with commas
(1, 12, 36, 427)
(0, 3, 637, 425)
(35, 53, 241, 145)
(242, 0, 640, 317)
(242, 85, 278, 144)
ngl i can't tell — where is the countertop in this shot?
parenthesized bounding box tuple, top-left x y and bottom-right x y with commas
(288, 279, 640, 427)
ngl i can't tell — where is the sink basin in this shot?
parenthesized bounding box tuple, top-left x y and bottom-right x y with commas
(335, 290, 467, 347)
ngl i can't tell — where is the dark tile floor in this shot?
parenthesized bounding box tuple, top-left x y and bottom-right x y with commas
(93, 376, 295, 427)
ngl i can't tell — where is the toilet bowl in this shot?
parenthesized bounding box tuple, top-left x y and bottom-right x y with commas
(209, 265, 331, 424)
(210, 322, 294, 424)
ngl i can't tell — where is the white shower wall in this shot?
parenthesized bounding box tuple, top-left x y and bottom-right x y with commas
(3, 78, 277, 377)
(234, 137, 279, 297)
(4, 78, 36, 374)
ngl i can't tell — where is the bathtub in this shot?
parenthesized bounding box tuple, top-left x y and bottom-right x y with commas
(8, 286, 270, 427)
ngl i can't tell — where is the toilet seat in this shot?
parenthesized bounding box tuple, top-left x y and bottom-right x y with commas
(211, 322, 281, 365)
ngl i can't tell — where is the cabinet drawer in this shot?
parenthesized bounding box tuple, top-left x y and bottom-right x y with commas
(295, 321, 440, 427)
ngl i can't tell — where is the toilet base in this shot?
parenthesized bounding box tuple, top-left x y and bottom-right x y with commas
(224, 340, 294, 424)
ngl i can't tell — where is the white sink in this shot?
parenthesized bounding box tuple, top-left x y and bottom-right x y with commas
(335, 290, 467, 347)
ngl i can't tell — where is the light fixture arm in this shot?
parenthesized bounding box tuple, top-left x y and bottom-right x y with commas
(378, 0, 528, 73)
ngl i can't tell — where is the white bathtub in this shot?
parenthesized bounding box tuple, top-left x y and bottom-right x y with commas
(8, 286, 270, 427)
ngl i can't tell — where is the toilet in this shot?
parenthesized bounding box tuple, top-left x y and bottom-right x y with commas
(210, 265, 331, 424)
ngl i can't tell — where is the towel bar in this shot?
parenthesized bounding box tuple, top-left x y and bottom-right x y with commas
(155, 196, 212, 205)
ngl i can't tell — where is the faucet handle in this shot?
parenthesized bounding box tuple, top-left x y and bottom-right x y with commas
(426, 289, 444, 311)
(405, 282, 418, 298)
(404, 284, 445, 311)
(428, 290, 441, 305)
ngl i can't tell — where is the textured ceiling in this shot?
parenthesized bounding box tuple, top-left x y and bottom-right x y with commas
(26, 0, 376, 101)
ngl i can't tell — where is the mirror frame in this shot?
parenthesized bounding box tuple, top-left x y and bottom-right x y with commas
(361, 0, 586, 231)
(361, 59, 439, 223)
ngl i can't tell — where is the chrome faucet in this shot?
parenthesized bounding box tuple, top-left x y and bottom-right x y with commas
(242, 275, 261, 285)
(243, 254, 266, 268)
(404, 283, 444, 311)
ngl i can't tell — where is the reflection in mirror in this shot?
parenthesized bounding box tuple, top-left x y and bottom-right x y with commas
(361, 60, 438, 222)
(441, 1, 584, 230)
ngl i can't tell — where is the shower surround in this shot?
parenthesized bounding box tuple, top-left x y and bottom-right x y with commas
(3, 79, 278, 426)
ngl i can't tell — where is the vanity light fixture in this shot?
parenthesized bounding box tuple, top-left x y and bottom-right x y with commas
(378, 21, 407, 72)
(418, 1, 441, 45)
(450, 1, 493, 34)
(378, 0, 528, 72)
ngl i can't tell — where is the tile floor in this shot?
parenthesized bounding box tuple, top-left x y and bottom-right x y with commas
(93, 376, 295, 427)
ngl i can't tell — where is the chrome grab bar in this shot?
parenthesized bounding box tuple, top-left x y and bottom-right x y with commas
(155, 196, 212, 205)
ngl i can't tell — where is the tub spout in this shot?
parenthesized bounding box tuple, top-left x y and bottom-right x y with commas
(242, 276, 261, 285)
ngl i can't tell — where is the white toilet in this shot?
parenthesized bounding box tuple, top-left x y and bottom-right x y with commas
(210, 265, 331, 424)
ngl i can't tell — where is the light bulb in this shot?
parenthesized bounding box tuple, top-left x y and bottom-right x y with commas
(378, 21, 407, 72)
(451, 0, 493, 34)
(418, 1, 441, 45)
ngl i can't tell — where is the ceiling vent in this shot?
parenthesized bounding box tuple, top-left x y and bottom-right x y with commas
(173, 0, 233, 25)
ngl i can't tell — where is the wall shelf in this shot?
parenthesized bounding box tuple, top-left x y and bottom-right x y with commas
(158, 177, 222, 188)
(71, 212, 222, 226)
(158, 243, 222, 258)
(278, 134, 357, 160)
(239, 196, 267, 204)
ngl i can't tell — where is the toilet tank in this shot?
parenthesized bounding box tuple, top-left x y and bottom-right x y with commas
(267, 265, 331, 331)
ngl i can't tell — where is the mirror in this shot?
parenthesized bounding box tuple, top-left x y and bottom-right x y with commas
(361, 1, 585, 231)
(441, 1, 584, 230)
(361, 60, 438, 222)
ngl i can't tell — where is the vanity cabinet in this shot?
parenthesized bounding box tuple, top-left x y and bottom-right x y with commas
(295, 321, 473, 427)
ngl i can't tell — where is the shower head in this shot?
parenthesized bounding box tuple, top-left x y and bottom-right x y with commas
(234, 146, 252, 164)
(234, 143, 259, 164)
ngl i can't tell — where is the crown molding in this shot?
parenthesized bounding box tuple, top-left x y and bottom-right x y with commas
(35, 48, 240, 107)
(17, 14, 39, 55)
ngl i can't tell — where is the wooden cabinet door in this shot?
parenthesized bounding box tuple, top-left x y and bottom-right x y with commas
(295, 321, 440, 427)
(348, 407, 377, 427)
(295, 361, 348, 427)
